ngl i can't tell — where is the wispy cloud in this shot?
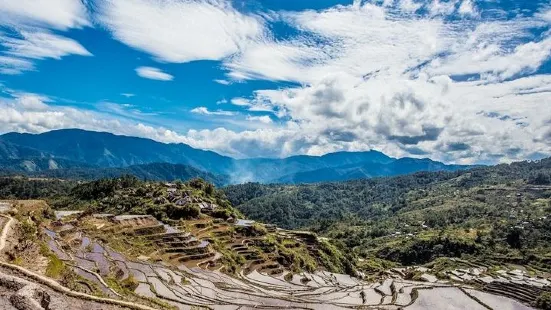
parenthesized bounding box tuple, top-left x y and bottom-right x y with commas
(0, 0, 90, 30)
(0, 0, 91, 75)
(0, 56, 34, 75)
(190, 106, 236, 116)
(213, 79, 231, 85)
(2, 31, 92, 60)
(97, 0, 264, 63)
(135, 66, 173, 81)
(230, 98, 251, 106)
(246, 115, 272, 124)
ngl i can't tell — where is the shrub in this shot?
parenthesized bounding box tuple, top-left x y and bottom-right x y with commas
(46, 255, 65, 278)
(536, 292, 551, 310)
(165, 203, 201, 219)
(121, 275, 139, 291)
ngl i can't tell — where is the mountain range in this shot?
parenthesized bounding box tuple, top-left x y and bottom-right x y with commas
(0, 129, 472, 184)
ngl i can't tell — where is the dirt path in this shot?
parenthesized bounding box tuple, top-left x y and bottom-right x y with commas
(0, 215, 14, 252)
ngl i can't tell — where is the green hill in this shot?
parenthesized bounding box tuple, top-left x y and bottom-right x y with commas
(224, 158, 551, 269)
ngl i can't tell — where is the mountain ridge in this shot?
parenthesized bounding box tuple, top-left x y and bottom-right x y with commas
(0, 129, 474, 184)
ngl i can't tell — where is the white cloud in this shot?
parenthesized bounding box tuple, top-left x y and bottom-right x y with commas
(135, 66, 173, 81)
(246, 115, 272, 124)
(0, 0, 89, 30)
(426, 37, 551, 81)
(428, 0, 458, 16)
(0, 56, 34, 75)
(537, 9, 551, 23)
(121, 93, 135, 98)
(227, 3, 449, 84)
(15, 93, 50, 111)
(0, 0, 91, 76)
(97, 0, 264, 63)
(175, 74, 551, 162)
(399, 0, 422, 12)
(230, 98, 251, 107)
(190, 107, 235, 116)
(214, 79, 231, 85)
(1, 31, 92, 60)
(198, 0, 551, 162)
(458, 0, 477, 17)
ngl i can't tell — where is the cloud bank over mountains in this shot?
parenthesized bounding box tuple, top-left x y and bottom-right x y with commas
(0, 0, 550, 164)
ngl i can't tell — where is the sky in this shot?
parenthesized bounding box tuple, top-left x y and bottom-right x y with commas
(0, 0, 550, 164)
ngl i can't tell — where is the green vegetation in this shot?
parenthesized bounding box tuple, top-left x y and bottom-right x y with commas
(224, 158, 551, 269)
(49, 175, 241, 222)
(45, 254, 65, 278)
(3, 158, 550, 276)
(0, 176, 74, 199)
(536, 292, 551, 310)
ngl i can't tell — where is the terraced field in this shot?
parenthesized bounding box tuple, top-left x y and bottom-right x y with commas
(0, 201, 548, 309)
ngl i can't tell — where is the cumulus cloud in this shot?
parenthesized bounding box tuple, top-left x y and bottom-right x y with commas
(135, 66, 173, 81)
(0, 93, 188, 145)
(192, 1, 551, 163)
(458, 0, 477, 17)
(15, 93, 50, 111)
(399, 0, 422, 12)
(97, 0, 264, 63)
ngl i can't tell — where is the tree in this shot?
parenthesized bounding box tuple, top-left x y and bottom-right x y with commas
(506, 228, 523, 249)
(529, 172, 551, 185)
(205, 183, 214, 195)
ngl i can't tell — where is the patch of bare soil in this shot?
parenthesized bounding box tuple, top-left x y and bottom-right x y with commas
(3, 221, 49, 274)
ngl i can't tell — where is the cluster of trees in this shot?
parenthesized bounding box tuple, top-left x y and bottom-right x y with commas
(0, 174, 240, 224)
(0, 177, 74, 199)
(528, 172, 551, 185)
(376, 236, 480, 265)
(70, 175, 140, 200)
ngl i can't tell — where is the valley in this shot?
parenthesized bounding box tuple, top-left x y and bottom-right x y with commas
(0, 168, 549, 309)
(0, 198, 547, 310)
(1, 0, 549, 308)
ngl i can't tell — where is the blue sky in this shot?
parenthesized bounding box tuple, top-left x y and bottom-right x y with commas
(0, 0, 550, 163)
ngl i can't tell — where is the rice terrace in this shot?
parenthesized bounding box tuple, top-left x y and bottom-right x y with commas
(0, 175, 548, 309)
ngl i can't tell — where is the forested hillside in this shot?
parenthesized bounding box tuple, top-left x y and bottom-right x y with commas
(0, 162, 228, 186)
(224, 158, 551, 269)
